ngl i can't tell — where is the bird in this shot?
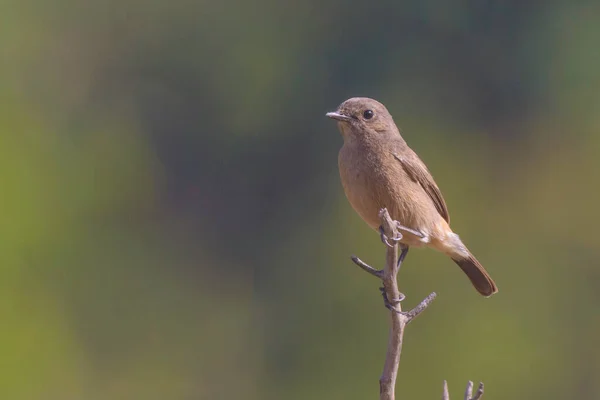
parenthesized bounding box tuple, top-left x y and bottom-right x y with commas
(326, 97, 498, 297)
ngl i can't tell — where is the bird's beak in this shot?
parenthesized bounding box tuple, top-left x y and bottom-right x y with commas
(326, 111, 352, 122)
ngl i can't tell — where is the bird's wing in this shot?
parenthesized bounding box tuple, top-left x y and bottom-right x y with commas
(393, 152, 450, 223)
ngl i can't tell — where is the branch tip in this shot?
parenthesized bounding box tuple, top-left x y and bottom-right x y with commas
(350, 255, 383, 278)
(442, 380, 450, 400)
(406, 292, 437, 322)
(464, 381, 473, 400)
(471, 382, 484, 400)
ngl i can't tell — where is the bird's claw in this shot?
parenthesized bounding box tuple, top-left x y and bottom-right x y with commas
(379, 287, 405, 312)
(379, 226, 402, 247)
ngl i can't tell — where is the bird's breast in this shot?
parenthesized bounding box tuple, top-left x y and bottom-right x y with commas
(338, 144, 398, 229)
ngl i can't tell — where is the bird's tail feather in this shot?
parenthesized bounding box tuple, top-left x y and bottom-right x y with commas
(452, 253, 498, 297)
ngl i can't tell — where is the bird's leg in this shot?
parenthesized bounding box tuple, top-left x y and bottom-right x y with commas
(394, 221, 425, 238)
(379, 286, 405, 312)
(379, 225, 403, 247)
(397, 245, 409, 268)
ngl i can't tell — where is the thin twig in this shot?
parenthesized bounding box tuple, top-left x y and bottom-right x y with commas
(406, 292, 437, 322)
(351, 255, 383, 278)
(463, 381, 485, 400)
(442, 381, 449, 400)
(471, 382, 484, 400)
(464, 381, 473, 400)
(442, 380, 485, 400)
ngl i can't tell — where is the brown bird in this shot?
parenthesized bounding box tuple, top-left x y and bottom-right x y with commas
(326, 97, 498, 297)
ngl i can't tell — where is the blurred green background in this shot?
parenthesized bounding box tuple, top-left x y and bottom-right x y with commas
(2, 1, 600, 399)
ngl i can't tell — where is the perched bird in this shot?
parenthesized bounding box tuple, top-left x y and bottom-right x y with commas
(326, 97, 497, 297)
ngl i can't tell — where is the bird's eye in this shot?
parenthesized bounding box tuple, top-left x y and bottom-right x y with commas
(363, 110, 374, 120)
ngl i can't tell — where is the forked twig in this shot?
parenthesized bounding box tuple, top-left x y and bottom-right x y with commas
(351, 208, 486, 400)
(442, 380, 485, 400)
(351, 208, 436, 400)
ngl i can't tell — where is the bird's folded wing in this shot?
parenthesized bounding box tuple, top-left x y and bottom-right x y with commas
(393, 152, 450, 223)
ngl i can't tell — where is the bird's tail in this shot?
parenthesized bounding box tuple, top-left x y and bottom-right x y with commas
(451, 253, 498, 297)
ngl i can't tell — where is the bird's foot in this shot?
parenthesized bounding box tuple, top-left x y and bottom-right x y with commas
(379, 286, 405, 312)
(379, 225, 402, 247)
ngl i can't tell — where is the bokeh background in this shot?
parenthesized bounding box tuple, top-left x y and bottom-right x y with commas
(2, 1, 600, 399)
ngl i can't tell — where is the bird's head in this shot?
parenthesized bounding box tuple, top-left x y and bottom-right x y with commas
(326, 97, 400, 142)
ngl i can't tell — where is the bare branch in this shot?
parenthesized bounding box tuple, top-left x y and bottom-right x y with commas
(442, 381, 450, 400)
(351, 208, 486, 400)
(406, 292, 437, 322)
(462, 381, 485, 400)
(378, 208, 398, 240)
(351, 208, 436, 400)
(379, 210, 402, 400)
(471, 382, 484, 400)
(442, 380, 484, 400)
(464, 381, 473, 400)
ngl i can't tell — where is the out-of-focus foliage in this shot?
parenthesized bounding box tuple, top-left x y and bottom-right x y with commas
(1, 0, 599, 399)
